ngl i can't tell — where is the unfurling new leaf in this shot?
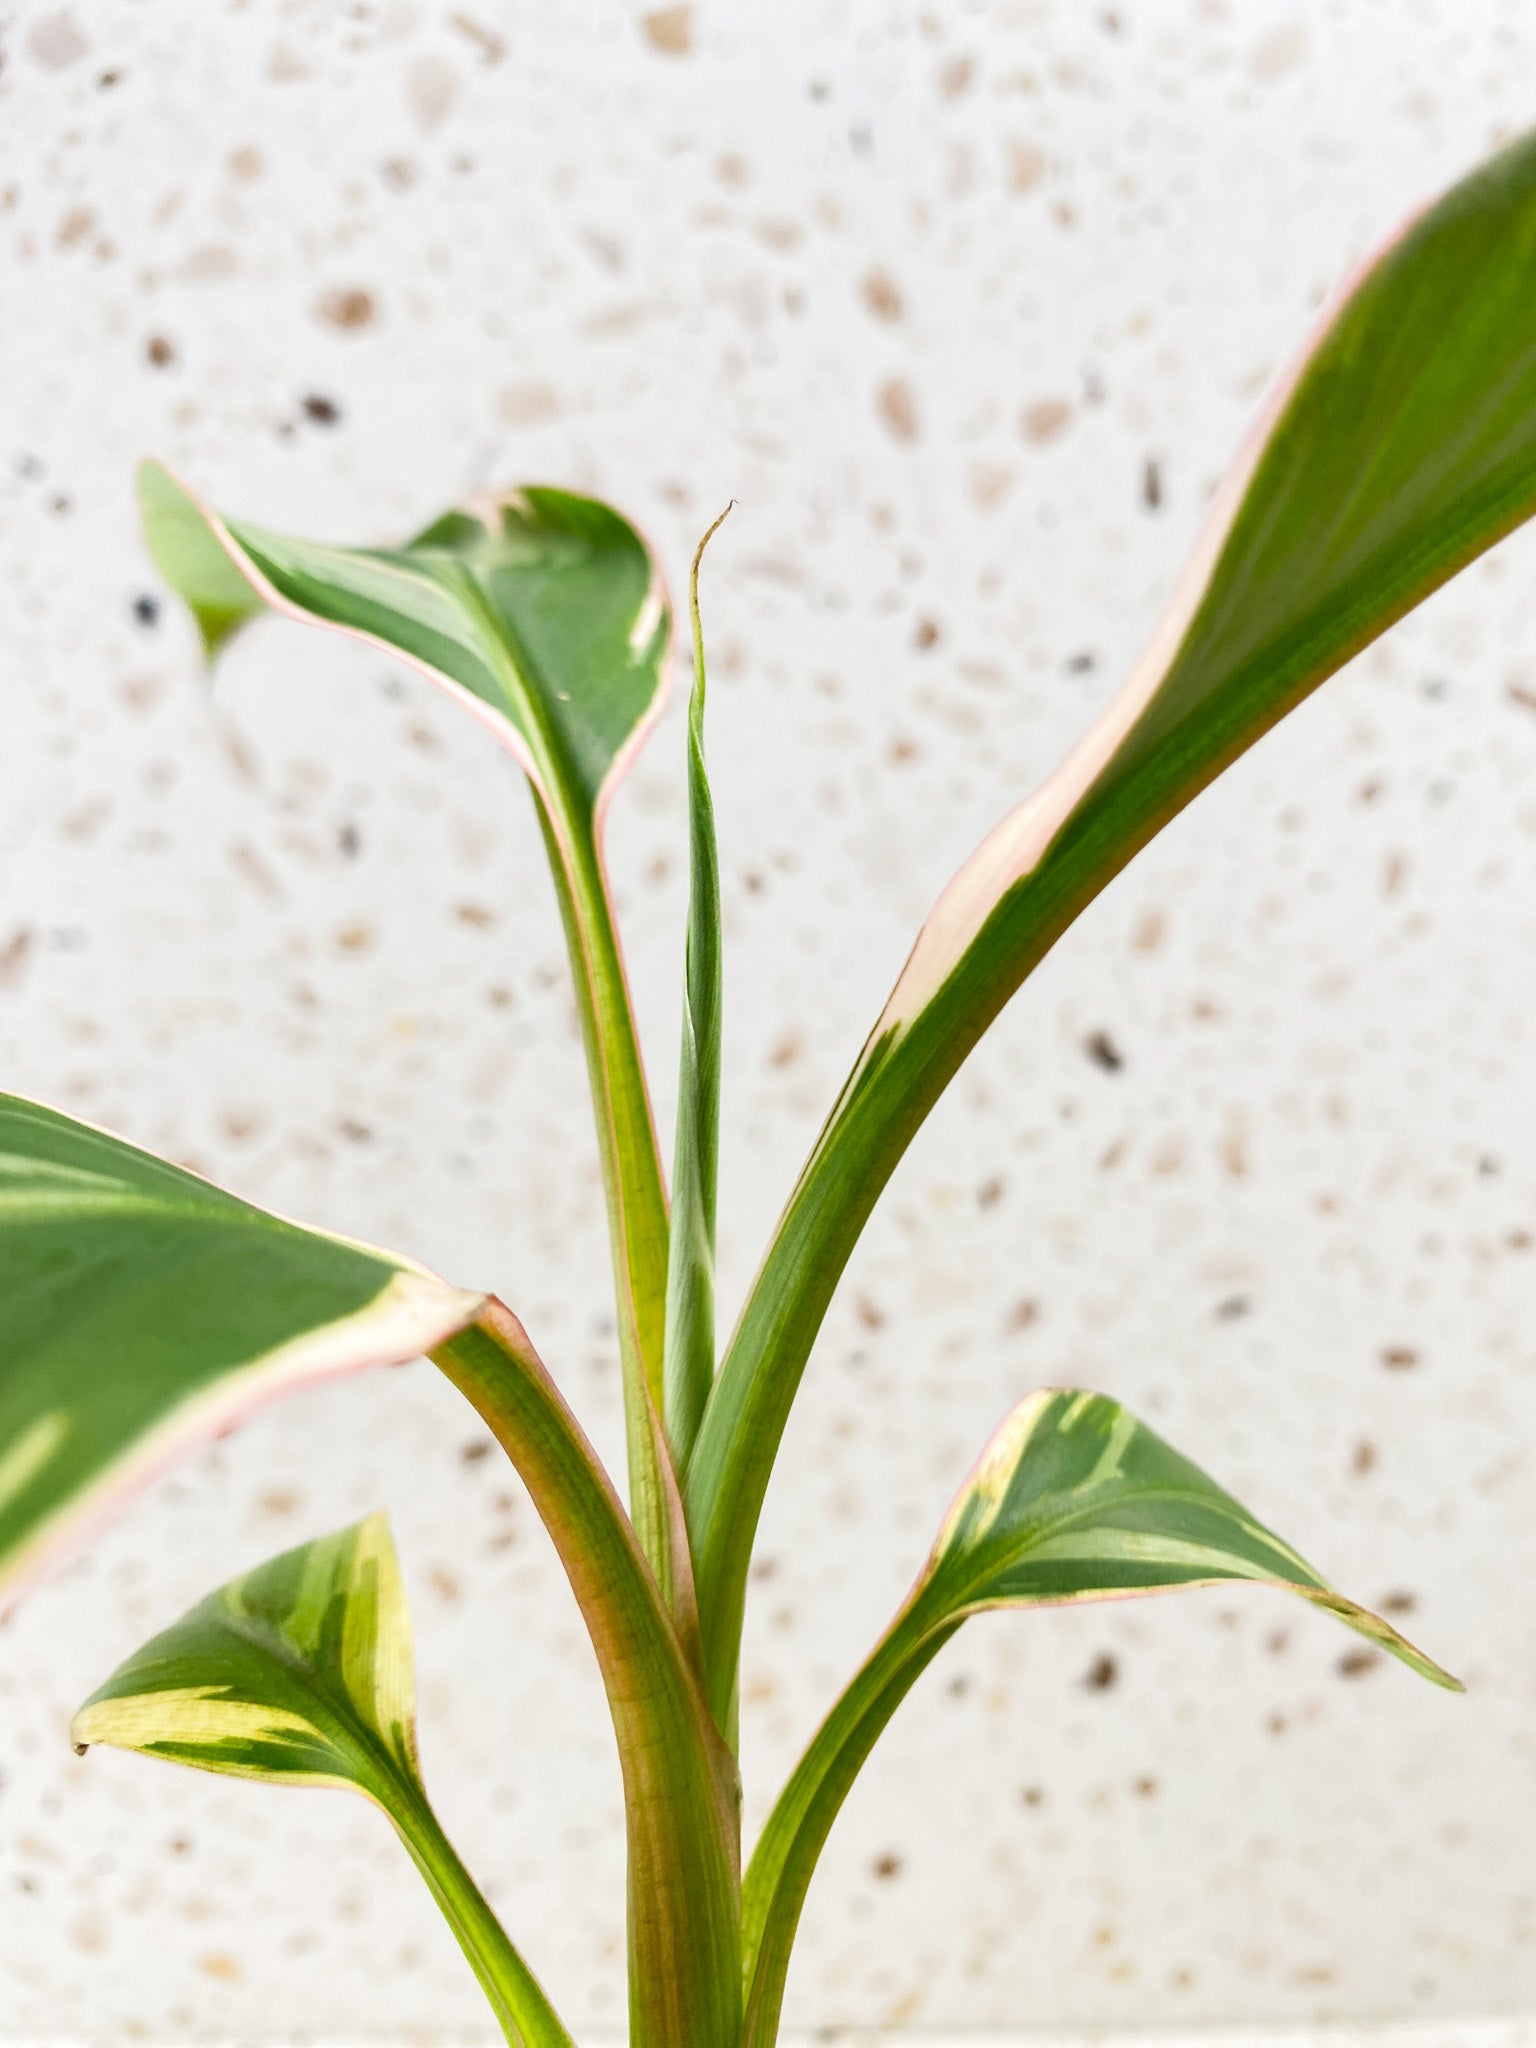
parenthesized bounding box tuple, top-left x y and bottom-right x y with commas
(663, 507, 730, 1470)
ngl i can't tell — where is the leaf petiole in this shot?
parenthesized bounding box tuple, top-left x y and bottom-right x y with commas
(384, 1767, 575, 2048)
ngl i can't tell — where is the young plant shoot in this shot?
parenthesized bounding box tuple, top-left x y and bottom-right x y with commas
(10, 124, 1536, 2048)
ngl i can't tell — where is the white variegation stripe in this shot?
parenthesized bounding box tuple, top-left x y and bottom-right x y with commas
(0, 1412, 69, 1517)
(627, 569, 668, 658)
(1018, 1524, 1318, 1584)
(73, 1683, 318, 1754)
(1082, 1407, 1138, 1489)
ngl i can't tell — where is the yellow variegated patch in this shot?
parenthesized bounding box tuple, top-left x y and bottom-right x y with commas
(73, 1512, 418, 1798)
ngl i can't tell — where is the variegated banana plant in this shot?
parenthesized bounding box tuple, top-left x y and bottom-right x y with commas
(8, 125, 1536, 2048)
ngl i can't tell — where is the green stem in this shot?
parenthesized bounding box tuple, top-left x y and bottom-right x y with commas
(533, 794, 677, 1599)
(740, 1618, 955, 2048)
(387, 1770, 575, 2048)
(453, 574, 675, 1597)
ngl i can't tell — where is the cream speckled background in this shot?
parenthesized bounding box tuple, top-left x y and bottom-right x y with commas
(4, 0, 1536, 2038)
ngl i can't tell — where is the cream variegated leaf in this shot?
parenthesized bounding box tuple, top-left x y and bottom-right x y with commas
(73, 1512, 418, 1793)
(688, 121, 1536, 1729)
(74, 1516, 573, 2048)
(139, 463, 679, 1593)
(0, 1094, 482, 1606)
(738, 1388, 1457, 2048)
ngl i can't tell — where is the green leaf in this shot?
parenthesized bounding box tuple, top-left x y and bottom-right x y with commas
(739, 1389, 1459, 2048)
(140, 463, 679, 1592)
(73, 1511, 416, 1789)
(73, 1514, 572, 2048)
(663, 509, 729, 1470)
(433, 1304, 741, 2048)
(687, 122, 1536, 1726)
(0, 1093, 481, 1604)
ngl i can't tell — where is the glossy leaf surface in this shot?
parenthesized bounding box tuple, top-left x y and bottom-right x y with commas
(140, 462, 678, 1587)
(663, 510, 728, 1470)
(74, 1515, 571, 2048)
(688, 123, 1536, 1725)
(740, 1390, 1458, 2047)
(0, 1094, 481, 1604)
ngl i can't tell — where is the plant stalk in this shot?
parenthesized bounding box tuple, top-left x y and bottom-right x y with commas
(432, 1302, 742, 2048)
(386, 1768, 575, 2048)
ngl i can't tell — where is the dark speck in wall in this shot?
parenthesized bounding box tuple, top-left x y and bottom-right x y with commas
(132, 594, 160, 628)
(1142, 456, 1163, 508)
(302, 393, 343, 426)
(1066, 648, 1097, 673)
(1381, 1344, 1420, 1371)
(1215, 1295, 1251, 1322)
(145, 334, 176, 368)
(1084, 1028, 1123, 1072)
(1084, 1652, 1119, 1692)
(871, 1851, 903, 1880)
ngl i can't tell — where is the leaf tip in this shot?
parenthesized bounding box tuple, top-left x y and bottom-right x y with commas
(136, 457, 265, 663)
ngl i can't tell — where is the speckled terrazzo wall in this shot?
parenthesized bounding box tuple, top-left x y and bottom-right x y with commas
(4, 0, 1536, 2038)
